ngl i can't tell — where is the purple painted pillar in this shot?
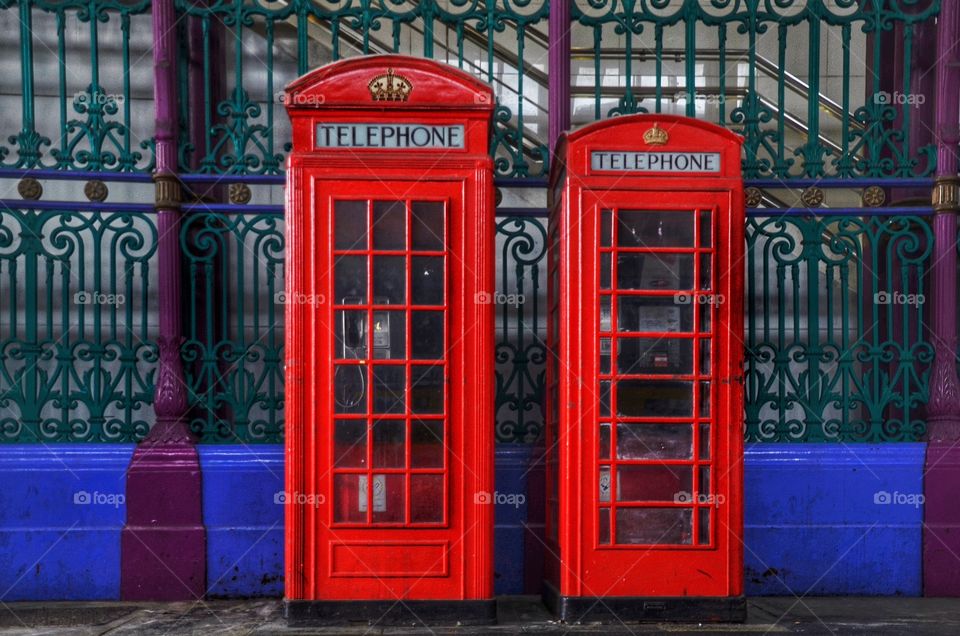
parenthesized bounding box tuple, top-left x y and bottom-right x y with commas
(547, 0, 571, 157)
(923, 0, 960, 597)
(121, 0, 206, 601)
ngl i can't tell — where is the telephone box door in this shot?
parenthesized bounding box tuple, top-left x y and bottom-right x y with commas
(582, 188, 739, 596)
(314, 178, 471, 599)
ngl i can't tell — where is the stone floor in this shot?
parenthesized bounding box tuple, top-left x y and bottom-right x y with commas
(1, 597, 960, 635)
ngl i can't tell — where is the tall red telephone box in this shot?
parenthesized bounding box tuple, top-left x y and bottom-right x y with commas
(544, 115, 745, 622)
(283, 56, 495, 625)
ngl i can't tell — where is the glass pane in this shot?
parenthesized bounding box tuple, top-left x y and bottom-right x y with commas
(699, 424, 711, 459)
(373, 366, 405, 414)
(334, 364, 366, 414)
(600, 338, 611, 373)
(411, 311, 444, 359)
(412, 201, 444, 251)
(617, 337, 693, 375)
(600, 297, 611, 331)
(411, 365, 444, 413)
(373, 200, 406, 250)
(412, 256, 444, 305)
(599, 466, 611, 502)
(373, 420, 405, 468)
(372, 311, 404, 360)
(599, 423, 610, 459)
(334, 256, 366, 304)
(411, 420, 444, 467)
(601, 209, 612, 247)
(335, 310, 366, 359)
(698, 508, 711, 545)
(599, 507, 610, 544)
(374, 256, 406, 304)
(699, 381, 711, 417)
(617, 465, 693, 502)
(333, 474, 366, 523)
(700, 339, 711, 375)
(616, 508, 692, 545)
(617, 211, 694, 248)
(699, 210, 712, 248)
(617, 423, 693, 459)
(699, 301, 712, 333)
(617, 253, 693, 290)
(699, 466, 711, 498)
(411, 474, 443, 523)
(334, 420, 367, 467)
(371, 474, 404, 523)
(699, 253, 712, 290)
(600, 253, 611, 289)
(335, 200, 367, 250)
(618, 299, 690, 333)
(599, 380, 610, 417)
(617, 380, 693, 417)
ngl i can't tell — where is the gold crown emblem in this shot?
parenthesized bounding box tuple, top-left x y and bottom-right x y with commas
(643, 123, 669, 146)
(368, 68, 413, 102)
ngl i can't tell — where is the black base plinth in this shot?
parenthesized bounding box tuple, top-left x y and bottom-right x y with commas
(543, 582, 746, 623)
(284, 598, 497, 627)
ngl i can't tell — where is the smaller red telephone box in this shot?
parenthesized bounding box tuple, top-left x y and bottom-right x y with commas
(283, 56, 496, 625)
(544, 115, 745, 622)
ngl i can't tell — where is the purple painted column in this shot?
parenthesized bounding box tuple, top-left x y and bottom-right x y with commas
(923, 0, 960, 597)
(121, 0, 206, 601)
(547, 0, 571, 157)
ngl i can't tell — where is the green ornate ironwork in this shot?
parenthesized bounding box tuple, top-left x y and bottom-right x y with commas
(570, 0, 939, 179)
(744, 214, 933, 442)
(173, 0, 549, 178)
(0, 207, 157, 442)
(495, 216, 546, 442)
(180, 211, 285, 443)
(0, 0, 154, 172)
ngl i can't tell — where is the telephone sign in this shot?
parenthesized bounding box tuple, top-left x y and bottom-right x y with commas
(283, 56, 496, 626)
(544, 115, 746, 622)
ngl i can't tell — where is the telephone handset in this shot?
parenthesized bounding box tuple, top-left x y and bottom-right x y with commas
(340, 296, 392, 360)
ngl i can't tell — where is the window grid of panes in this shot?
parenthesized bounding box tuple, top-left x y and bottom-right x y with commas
(331, 199, 449, 527)
(597, 207, 717, 547)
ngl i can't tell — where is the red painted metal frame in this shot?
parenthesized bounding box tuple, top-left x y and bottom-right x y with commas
(545, 115, 745, 600)
(284, 56, 495, 602)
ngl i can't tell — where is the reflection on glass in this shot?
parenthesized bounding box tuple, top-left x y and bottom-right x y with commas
(617, 253, 693, 290)
(411, 474, 444, 523)
(617, 211, 694, 248)
(616, 508, 692, 545)
(335, 200, 367, 250)
(617, 337, 692, 374)
(372, 420, 405, 468)
(617, 423, 693, 459)
(373, 365, 405, 414)
(617, 465, 692, 502)
(334, 420, 367, 467)
(373, 201, 405, 250)
(374, 256, 405, 304)
(334, 256, 366, 304)
(412, 256, 444, 305)
(411, 201, 444, 250)
(617, 380, 693, 417)
(411, 311, 444, 359)
(411, 365, 444, 413)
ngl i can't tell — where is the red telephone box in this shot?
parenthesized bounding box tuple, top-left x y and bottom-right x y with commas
(544, 115, 745, 622)
(283, 56, 496, 625)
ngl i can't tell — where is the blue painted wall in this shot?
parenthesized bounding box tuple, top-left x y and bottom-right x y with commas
(744, 443, 925, 596)
(0, 444, 133, 601)
(198, 446, 284, 597)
